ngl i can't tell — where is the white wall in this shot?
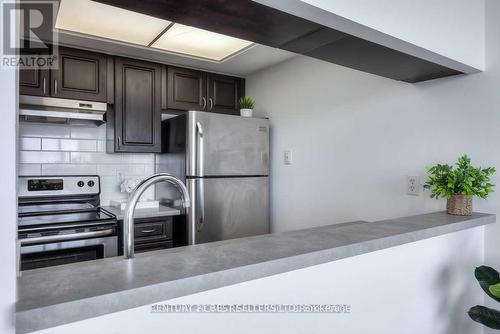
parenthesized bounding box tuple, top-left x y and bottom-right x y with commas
(0, 0, 18, 332)
(18, 121, 156, 205)
(247, 0, 500, 264)
(32, 227, 484, 334)
(246, 56, 495, 232)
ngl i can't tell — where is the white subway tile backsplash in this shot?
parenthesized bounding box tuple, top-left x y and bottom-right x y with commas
(71, 152, 123, 164)
(19, 122, 70, 138)
(96, 140, 106, 152)
(100, 176, 124, 203)
(141, 187, 155, 201)
(18, 121, 161, 204)
(70, 124, 106, 140)
(97, 164, 146, 176)
(20, 151, 70, 164)
(20, 137, 41, 150)
(42, 164, 97, 175)
(18, 164, 41, 176)
(42, 138, 97, 152)
(144, 164, 155, 175)
(123, 154, 155, 164)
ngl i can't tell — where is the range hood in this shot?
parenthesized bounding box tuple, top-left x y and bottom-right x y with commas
(19, 96, 107, 123)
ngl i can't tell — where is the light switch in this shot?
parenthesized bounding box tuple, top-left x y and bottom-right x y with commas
(284, 150, 292, 165)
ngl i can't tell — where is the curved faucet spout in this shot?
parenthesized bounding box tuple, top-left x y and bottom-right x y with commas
(123, 173, 191, 259)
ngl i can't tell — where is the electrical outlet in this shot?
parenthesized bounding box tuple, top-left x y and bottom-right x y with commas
(407, 176, 420, 196)
(284, 150, 293, 165)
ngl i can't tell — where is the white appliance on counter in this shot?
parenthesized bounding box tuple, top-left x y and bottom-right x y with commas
(110, 178, 159, 211)
(157, 111, 270, 245)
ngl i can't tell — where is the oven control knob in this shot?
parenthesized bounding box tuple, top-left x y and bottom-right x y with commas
(77, 181, 85, 187)
(88, 180, 95, 187)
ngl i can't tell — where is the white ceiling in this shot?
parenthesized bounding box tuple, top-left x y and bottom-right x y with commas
(57, 28, 296, 78)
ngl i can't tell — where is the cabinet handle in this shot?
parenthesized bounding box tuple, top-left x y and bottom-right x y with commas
(139, 228, 156, 233)
(43, 78, 46, 95)
(54, 79, 58, 95)
(202, 97, 206, 110)
(209, 98, 213, 111)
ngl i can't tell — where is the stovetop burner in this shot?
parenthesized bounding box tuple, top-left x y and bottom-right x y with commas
(18, 208, 115, 229)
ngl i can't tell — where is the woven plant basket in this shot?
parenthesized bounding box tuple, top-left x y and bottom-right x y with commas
(447, 194, 472, 216)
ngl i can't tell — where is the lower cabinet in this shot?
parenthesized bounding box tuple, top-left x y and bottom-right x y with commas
(134, 219, 173, 253)
(117, 217, 173, 255)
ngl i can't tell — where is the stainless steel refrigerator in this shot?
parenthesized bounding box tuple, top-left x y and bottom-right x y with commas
(156, 111, 269, 245)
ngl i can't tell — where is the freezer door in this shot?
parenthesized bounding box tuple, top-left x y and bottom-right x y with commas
(187, 177, 269, 245)
(187, 111, 269, 177)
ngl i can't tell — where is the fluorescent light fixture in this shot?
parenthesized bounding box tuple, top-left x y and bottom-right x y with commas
(151, 23, 253, 61)
(55, 0, 171, 46)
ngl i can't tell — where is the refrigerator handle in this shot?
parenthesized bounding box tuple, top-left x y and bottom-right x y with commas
(196, 179, 205, 233)
(196, 121, 204, 177)
(193, 123, 205, 235)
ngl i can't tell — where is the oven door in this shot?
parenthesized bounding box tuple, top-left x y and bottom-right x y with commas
(20, 228, 117, 271)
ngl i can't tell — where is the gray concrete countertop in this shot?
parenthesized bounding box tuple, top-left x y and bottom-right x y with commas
(101, 204, 181, 220)
(17, 212, 495, 333)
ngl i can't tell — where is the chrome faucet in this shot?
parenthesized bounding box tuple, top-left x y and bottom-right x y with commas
(123, 173, 191, 259)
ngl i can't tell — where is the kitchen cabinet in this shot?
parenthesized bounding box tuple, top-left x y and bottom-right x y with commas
(207, 73, 244, 114)
(167, 66, 207, 111)
(19, 47, 110, 102)
(167, 67, 245, 115)
(117, 217, 173, 254)
(112, 57, 162, 153)
(51, 47, 108, 102)
(134, 218, 173, 253)
(19, 64, 50, 97)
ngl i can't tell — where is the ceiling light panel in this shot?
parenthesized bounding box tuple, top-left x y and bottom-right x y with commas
(55, 0, 171, 46)
(151, 24, 253, 61)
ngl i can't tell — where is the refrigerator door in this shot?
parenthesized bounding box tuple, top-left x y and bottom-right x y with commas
(187, 111, 269, 177)
(187, 177, 269, 245)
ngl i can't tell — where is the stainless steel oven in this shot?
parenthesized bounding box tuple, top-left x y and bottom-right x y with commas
(18, 176, 118, 271)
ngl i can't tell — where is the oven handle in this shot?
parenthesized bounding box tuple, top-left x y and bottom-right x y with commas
(19, 229, 115, 246)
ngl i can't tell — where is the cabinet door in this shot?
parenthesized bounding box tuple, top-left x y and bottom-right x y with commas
(207, 74, 244, 114)
(114, 57, 162, 152)
(51, 47, 107, 102)
(19, 67, 50, 96)
(167, 66, 207, 111)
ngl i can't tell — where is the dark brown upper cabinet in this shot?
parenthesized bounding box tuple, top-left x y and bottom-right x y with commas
(19, 49, 50, 97)
(19, 66, 50, 97)
(166, 67, 245, 115)
(167, 66, 207, 111)
(51, 47, 108, 102)
(207, 74, 244, 114)
(112, 57, 162, 153)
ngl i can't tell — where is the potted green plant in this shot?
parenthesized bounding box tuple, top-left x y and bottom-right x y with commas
(468, 266, 500, 330)
(239, 96, 255, 117)
(423, 155, 495, 215)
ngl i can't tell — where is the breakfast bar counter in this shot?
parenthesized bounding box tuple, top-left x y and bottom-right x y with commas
(16, 211, 495, 333)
